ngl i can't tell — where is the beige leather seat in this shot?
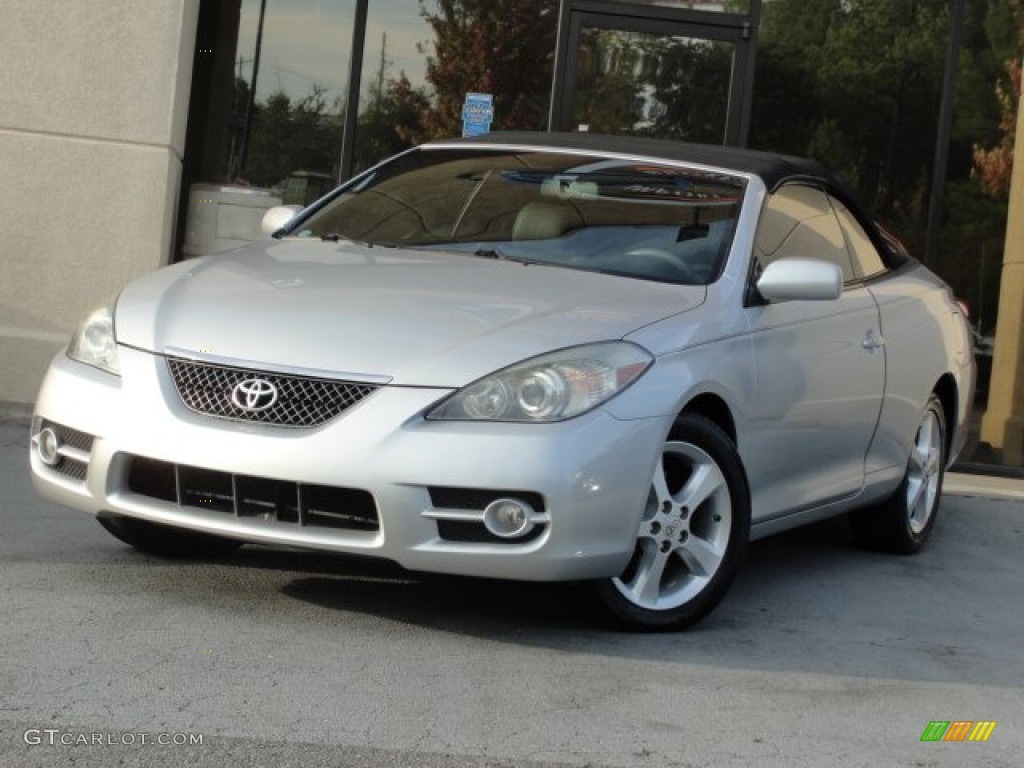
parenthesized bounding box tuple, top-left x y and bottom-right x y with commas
(512, 201, 584, 240)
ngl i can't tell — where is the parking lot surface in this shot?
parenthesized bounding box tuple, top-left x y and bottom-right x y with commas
(1, 422, 1021, 767)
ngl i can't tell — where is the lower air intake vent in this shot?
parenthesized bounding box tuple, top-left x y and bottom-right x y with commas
(127, 456, 379, 531)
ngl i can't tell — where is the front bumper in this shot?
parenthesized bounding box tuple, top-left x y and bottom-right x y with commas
(30, 347, 666, 581)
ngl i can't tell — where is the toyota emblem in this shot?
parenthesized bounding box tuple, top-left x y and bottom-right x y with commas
(231, 378, 278, 412)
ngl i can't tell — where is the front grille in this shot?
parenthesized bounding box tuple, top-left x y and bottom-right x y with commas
(167, 358, 379, 427)
(127, 456, 379, 531)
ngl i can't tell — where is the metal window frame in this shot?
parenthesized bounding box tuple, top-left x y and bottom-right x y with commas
(338, 0, 369, 183)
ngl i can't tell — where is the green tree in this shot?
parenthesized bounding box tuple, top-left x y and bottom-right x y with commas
(356, 73, 432, 173)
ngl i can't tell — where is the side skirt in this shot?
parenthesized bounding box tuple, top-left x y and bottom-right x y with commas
(749, 466, 904, 541)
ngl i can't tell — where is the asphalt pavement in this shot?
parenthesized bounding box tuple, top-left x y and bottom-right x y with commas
(1, 416, 1022, 768)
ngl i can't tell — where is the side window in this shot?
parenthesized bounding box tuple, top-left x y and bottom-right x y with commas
(754, 185, 855, 283)
(831, 198, 887, 279)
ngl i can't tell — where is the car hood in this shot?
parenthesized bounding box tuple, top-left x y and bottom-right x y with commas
(116, 240, 705, 386)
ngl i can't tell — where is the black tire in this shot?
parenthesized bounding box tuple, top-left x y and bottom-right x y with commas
(97, 515, 244, 559)
(592, 413, 751, 631)
(849, 393, 947, 554)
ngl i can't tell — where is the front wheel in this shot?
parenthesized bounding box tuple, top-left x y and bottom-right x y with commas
(849, 393, 947, 554)
(97, 515, 244, 559)
(593, 414, 751, 631)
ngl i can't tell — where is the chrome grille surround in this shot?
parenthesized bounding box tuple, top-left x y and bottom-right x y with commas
(167, 358, 379, 427)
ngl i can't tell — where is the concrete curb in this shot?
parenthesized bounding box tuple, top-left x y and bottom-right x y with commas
(945, 472, 1024, 501)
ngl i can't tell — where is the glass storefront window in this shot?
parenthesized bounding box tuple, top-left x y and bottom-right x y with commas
(353, 0, 432, 174)
(182, 0, 559, 260)
(573, 27, 734, 141)
(227, 0, 354, 196)
(179, 0, 355, 261)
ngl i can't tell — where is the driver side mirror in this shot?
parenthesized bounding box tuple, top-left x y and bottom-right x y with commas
(756, 258, 843, 303)
(261, 205, 303, 236)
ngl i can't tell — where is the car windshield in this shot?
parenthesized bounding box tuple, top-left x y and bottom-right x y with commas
(287, 147, 746, 285)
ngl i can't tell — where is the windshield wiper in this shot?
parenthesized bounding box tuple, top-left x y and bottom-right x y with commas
(473, 248, 553, 268)
(474, 248, 506, 260)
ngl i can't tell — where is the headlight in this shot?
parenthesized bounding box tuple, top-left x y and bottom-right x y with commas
(428, 342, 652, 422)
(67, 306, 120, 375)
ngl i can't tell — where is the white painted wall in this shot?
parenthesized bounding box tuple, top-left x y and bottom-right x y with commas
(0, 1, 200, 404)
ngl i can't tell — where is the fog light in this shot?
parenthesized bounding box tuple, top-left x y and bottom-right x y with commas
(37, 427, 61, 466)
(482, 498, 534, 539)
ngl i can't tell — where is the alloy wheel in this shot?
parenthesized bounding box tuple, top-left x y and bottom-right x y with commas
(613, 441, 733, 611)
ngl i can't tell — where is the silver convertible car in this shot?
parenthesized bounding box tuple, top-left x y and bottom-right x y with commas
(31, 133, 974, 630)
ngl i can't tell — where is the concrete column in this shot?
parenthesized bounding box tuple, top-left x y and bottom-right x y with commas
(980, 64, 1024, 464)
(0, 1, 200, 405)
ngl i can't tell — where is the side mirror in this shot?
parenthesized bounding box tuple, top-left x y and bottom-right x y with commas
(261, 205, 302, 236)
(756, 258, 842, 302)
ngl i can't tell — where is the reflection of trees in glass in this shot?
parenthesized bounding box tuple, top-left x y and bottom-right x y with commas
(225, 79, 342, 189)
(754, 0, 949, 223)
(972, 1, 1023, 199)
(355, 74, 431, 173)
(352, 0, 558, 170)
(749, 0, 1023, 332)
(227, 1, 559, 183)
(574, 29, 645, 133)
(640, 36, 731, 142)
(572, 30, 731, 142)
(238, 86, 342, 188)
(355, 31, 432, 174)
(418, 0, 558, 138)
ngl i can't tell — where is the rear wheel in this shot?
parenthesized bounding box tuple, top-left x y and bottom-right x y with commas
(593, 414, 750, 631)
(97, 515, 243, 559)
(850, 393, 946, 554)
